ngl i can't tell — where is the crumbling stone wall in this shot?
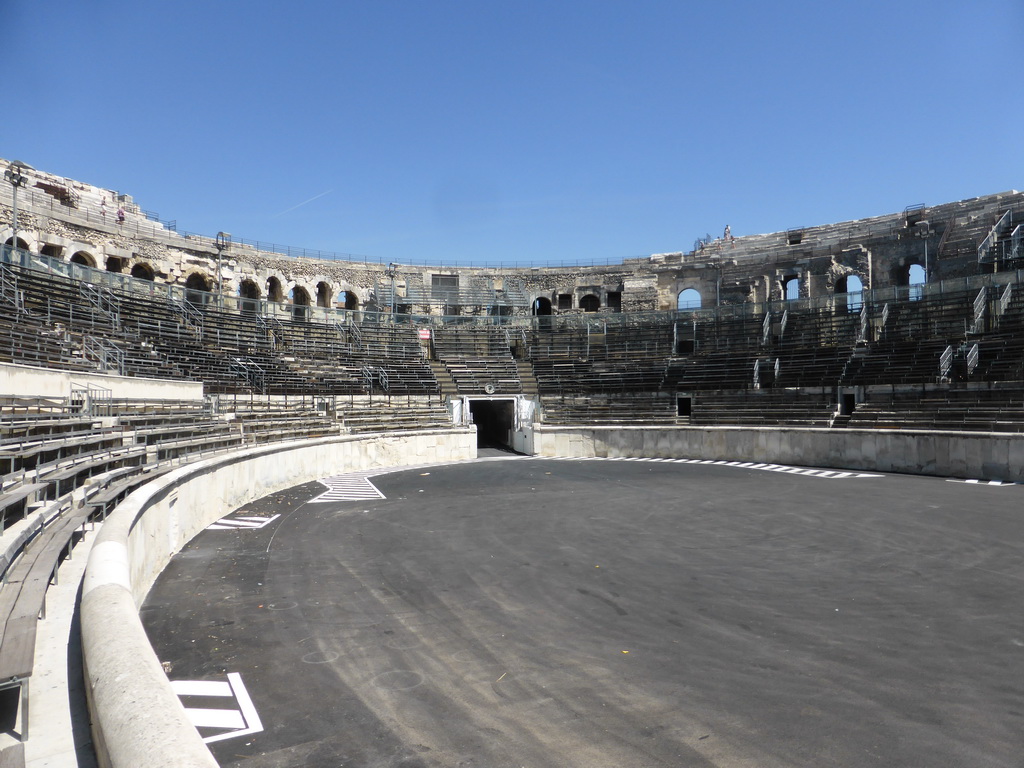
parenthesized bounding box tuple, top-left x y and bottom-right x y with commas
(3, 159, 1021, 318)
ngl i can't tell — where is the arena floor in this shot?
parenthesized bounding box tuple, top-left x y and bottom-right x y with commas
(141, 454, 1023, 768)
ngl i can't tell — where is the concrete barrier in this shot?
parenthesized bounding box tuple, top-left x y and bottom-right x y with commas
(530, 424, 1024, 482)
(0, 360, 204, 400)
(81, 429, 476, 768)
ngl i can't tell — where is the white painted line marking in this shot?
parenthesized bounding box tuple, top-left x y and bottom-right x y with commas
(310, 473, 385, 503)
(208, 513, 280, 531)
(547, 456, 883, 480)
(171, 680, 233, 697)
(185, 707, 246, 730)
(946, 478, 1015, 486)
(173, 672, 265, 745)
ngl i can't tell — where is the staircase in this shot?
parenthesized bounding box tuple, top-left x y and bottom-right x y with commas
(427, 360, 459, 400)
(515, 359, 539, 396)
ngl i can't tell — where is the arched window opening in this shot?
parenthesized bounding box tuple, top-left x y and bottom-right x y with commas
(909, 264, 926, 301)
(532, 297, 552, 316)
(784, 277, 800, 301)
(131, 263, 155, 281)
(837, 275, 863, 313)
(291, 286, 310, 321)
(185, 273, 211, 307)
(316, 281, 332, 308)
(343, 291, 359, 311)
(266, 276, 284, 303)
(3, 237, 30, 251)
(70, 251, 96, 268)
(677, 288, 701, 310)
(239, 279, 261, 314)
(580, 294, 600, 312)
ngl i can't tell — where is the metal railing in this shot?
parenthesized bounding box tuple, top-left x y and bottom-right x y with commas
(966, 343, 979, 376)
(970, 287, 987, 333)
(82, 336, 125, 375)
(978, 209, 1013, 263)
(939, 345, 953, 380)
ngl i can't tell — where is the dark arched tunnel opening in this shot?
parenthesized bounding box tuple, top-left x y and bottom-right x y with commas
(469, 399, 514, 448)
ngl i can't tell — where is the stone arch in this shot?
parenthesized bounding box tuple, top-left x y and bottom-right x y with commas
(185, 272, 211, 306)
(239, 279, 261, 314)
(579, 294, 600, 312)
(836, 274, 864, 313)
(266, 276, 284, 303)
(784, 276, 800, 301)
(131, 262, 155, 281)
(338, 290, 359, 311)
(677, 288, 701, 310)
(890, 262, 926, 299)
(316, 281, 332, 309)
(532, 297, 552, 316)
(70, 251, 97, 268)
(908, 263, 926, 301)
(291, 285, 311, 321)
(3, 235, 32, 251)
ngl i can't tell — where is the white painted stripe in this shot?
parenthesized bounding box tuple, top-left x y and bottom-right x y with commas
(171, 680, 233, 697)
(228, 671, 263, 735)
(184, 707, 246, 730)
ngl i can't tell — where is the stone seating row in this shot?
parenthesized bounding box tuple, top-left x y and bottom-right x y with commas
(539, 392, 677, 425)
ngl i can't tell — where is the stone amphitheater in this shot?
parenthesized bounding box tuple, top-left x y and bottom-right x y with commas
(1, 156, 1023, 767)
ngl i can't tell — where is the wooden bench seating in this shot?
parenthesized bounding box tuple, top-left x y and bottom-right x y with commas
(0, 506, 90, 742)
(0, 485, 48, 533)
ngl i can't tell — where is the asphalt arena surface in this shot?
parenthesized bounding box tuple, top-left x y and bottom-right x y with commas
(141, 454, 1024, 768)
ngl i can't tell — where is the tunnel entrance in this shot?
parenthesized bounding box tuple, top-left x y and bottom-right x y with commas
(469, 398, 515, 449)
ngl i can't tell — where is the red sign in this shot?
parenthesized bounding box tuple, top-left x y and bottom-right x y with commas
(418, 328, 432, 340)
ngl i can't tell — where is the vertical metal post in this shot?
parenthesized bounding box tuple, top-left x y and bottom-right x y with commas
(215, 231, 231, 308)
(5, 162, 29, 249)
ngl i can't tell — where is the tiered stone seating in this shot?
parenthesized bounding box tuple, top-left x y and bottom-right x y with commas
(846, 389, 1024, 432)
(688, 391, 837, 428)
(339, 396, 453, 433)
(540, 392, 676, 424)
(433, 326, 521, 394)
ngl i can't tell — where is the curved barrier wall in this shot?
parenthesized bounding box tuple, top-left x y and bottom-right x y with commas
(81, 429, 476, 768)
(529, 425, 1024, 482)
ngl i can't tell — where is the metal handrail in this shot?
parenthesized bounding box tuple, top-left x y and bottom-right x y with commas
(978, 209, 1012, 263)
(939, 345, 953, 379)
(966, 343, 979, 376)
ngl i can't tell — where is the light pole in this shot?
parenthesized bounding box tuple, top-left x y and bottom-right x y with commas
(215, 231, 231, 307)
(386, 262, 397, 315)
(4, 161, 30, 254)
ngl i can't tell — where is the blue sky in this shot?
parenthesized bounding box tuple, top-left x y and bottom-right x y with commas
(3, 0, 1022, 266)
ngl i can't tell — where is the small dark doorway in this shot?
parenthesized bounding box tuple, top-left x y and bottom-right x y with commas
(677, 395, 692, 418)
(469, 399, 514, 448)
(840, 393, 856, 416)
